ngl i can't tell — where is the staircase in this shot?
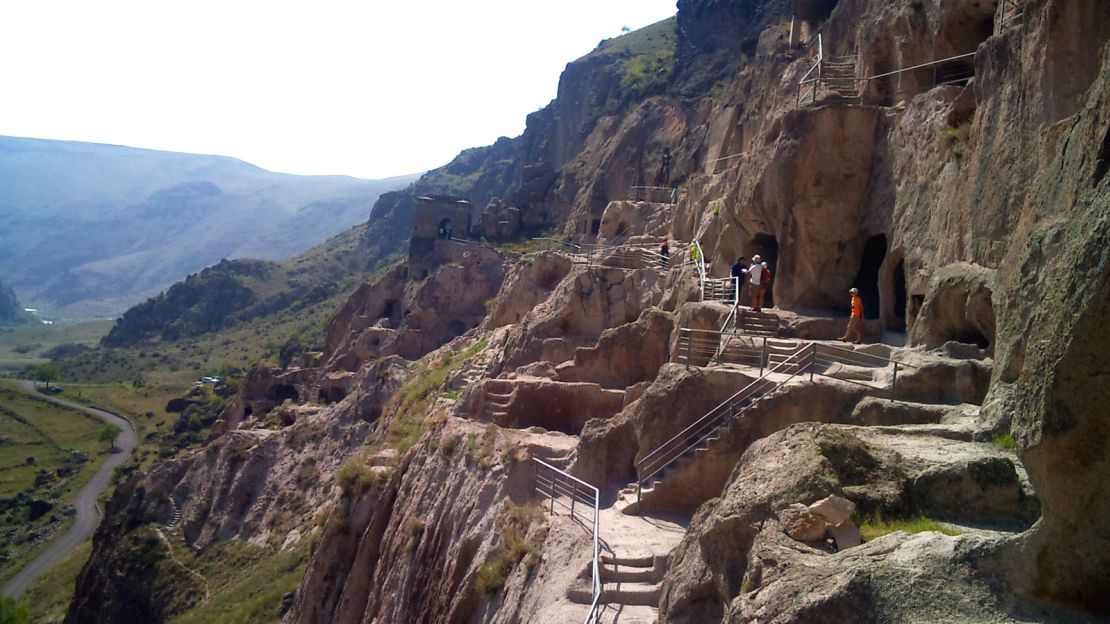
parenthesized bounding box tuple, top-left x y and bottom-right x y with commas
(819, 56, 861, 102)
(568, 553, 669, 622)
(737, 309, 779, 337)
(165, 497, 182, 530)
(632, 342, 912, 507)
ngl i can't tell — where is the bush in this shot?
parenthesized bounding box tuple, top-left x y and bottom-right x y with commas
(335, 458, 375, 495)
(992, 430, 1018, 453)
(475, 501, 547, 596)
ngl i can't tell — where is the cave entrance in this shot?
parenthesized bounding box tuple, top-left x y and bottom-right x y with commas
(749, 233, 779, 308)
(591, 219, 601, 236)
(908, 294, 925, 330)
(852, 234, 886, 319)
(892, 258, 907, 330)
(382, 299, 400, 322)
(437, 218, 453, 239)
(272, 385, 299, 402)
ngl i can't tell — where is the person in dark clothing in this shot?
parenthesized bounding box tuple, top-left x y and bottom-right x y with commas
(655, 147, 673, 187)
(731, 257, 748, 302)
(660, 241, 671, 267)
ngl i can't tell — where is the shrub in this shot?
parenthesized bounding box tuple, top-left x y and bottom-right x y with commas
(335, 458, 374, 495)
(992, 430, 1018, 453)
(475, 501, 547, 596)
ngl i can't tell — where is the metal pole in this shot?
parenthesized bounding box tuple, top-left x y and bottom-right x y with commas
(760, 337, 767, 376)
(571, 480, 577, 518)
(531, 462, 538, 497)
(549, 469, 556, 514)
(809, 345, 816, 381)
(892, 361, 899, 398)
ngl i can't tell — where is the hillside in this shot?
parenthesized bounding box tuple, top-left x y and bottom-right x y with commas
(0, 281, 33, 329)
(60, 2, 1110, 624)
(0, 136, 418, 320)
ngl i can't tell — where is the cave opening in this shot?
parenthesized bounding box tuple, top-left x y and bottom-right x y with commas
(382, 299, 400, 322)
(749, 233, 779, 308)
(852, 234, 887, 319)
(272, 385, 299, 402)
(437, 218, 453, 239)
(909, 294, 925, 330)
(591, 219, 601, 236)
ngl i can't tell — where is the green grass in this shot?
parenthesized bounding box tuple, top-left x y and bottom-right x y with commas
(859, 514, 964, 541)
(475, 501, 547, 597)
(22, 540, 92, 624)
(378, 339, 488, 455)
(0, 320, 112, 372)
(992, 430, 1018, 453)
(0, 382, 110, 583)
(167, 540, 309, 624)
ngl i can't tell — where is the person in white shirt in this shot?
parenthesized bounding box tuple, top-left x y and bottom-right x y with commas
(748, 255, 764, 312)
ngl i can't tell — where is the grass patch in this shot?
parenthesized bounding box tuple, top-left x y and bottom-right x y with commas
(859, 514, 963, 541)
(941, 119, 973, 156)
(168, 540, 309, 624)
(378, 339, 488, 455)
(475, 501, 547, 597)
(992, 430, 1018, 453)
(22, 540, 92, 623)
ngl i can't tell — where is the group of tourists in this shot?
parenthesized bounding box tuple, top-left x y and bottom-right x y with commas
(731, 255, 774, 312)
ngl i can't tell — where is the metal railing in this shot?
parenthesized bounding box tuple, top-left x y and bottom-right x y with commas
(676, 328, 765, 368)
(798, 43, 979, 108)
(636, 341, 917, 505)
(703, 276, 739, 304)
(691, 241, 707, 300)
(628, 186, 678, 204)
(996, 0, 1026, 34)
(532, 459, 601, 624)
(536, 238, 675, 271)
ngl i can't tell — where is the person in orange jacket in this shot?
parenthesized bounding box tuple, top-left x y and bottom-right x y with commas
(839, 287, 864, 343)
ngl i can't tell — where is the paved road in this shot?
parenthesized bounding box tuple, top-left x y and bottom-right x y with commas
(1, 381, 137, 599)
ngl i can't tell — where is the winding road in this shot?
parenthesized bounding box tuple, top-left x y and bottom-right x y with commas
(1, 381, 137, 599)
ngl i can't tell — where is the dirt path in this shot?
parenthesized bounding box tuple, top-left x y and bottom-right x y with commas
(1, 381, 137, 599)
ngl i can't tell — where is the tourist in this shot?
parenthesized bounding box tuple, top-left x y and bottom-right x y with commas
(690, 243, 702, 265)
(839, 287, 864, 343)
(748, 254, 764, 312)
(759, 261, 772, 309)
(731, 256, 748, 302)
(660, 241, 670, 266)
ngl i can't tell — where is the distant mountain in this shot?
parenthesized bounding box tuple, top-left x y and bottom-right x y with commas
(0, 136, 419, 319)
(0, 280, 34, 328)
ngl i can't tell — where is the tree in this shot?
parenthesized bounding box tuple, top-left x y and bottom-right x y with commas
(99, 423, 123, 452)
(28, 362, 60, 389)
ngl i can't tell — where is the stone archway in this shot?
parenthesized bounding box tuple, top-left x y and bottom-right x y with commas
(749, 233, 779, 308)
(852, 234, 886, 319)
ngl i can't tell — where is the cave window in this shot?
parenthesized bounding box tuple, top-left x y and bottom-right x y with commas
(852, 234, 887, 319)
(447, 319, 468, 339)
(382, 299, 399, 321)
(749, 233, 779, 308)
(591, 219, 601, 235)
(272, 385, 299, 402)
(243, 406, 253, 418)
(437, 218, 453, 239)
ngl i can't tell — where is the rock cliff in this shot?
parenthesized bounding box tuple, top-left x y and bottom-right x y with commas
(68, 0, 1110, 622)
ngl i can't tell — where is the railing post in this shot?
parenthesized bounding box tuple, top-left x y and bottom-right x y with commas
(892, 361, 899, 398)
(571, 480, 577, 518)
(549, 469, 556, 514)
(809, 345, 816, 382)
(686, 331, 693, 365)
(760, 337, 767, 376)
(531, 461, 538, 497)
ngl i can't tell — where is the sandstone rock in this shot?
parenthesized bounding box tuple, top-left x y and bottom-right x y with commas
(807, 494, 856, 527)
(781, 503, 828, 542)
(827, 519, 861, 550)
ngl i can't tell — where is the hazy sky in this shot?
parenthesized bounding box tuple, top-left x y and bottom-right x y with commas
(0, 1, 677, 180)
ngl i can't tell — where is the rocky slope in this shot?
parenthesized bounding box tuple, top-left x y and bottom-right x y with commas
(0, 280, 33, 328)
(67, 1, 1110, 623)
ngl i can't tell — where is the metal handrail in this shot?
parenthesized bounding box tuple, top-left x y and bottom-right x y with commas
(628, 185, 678, 204)
(865, 51, 976, 81)
(636, 340, 920, 505)
(691, 241, 707, 300)
(637, 345, 815, 491)
(532, 459, 601, 624)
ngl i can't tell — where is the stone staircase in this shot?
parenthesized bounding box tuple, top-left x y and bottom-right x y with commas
(737, 309, 780, 337)
(165, 497, 182, 530)
(818, 56, 861, 102)
(567, 552, 669, 610)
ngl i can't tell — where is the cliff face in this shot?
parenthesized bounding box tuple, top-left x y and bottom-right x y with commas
(0, 280, 32, 328)
(69, 0, 1110, 622)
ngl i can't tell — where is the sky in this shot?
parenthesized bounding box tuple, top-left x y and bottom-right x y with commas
(0, 1, 678, 180)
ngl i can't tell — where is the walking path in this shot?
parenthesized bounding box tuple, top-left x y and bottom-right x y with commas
(1, 381, 136, 599)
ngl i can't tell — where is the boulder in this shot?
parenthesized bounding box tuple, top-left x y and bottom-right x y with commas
(808, 494, 856, 527)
